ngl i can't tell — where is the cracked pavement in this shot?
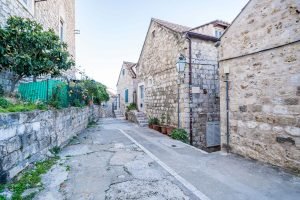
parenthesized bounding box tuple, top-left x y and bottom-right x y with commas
(33, 118, 300, 200)
(34, 119, 197, 200)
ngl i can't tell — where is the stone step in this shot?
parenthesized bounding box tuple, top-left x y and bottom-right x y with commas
(138, 120, 148, 123)
(139, 123, 149, 127)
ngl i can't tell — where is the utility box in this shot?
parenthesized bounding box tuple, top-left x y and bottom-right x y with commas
(206, 121, 220, 147)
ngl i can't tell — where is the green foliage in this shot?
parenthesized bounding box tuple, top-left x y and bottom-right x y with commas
(148, 117, 160, 125)
(49, 146, 60, 155)
(49, 84, 63, 109)
(81, 80, 109, 105)
(87, 120, 97, 128)
(0, 16, 75, 93)
(160, 114, 166, 125)
(166, 114, 171, 125)
(65, 165, 71, 172)
(170, 129, 189, 143)
(6, 157, 58, 200)
(0, 85, 4, 97)
(0, 97, 12, 108)
(69, 84, 86, 107)
(126, 103, 137, 111)
(69, 80, 109, 107)
(0, 98, 47, 113)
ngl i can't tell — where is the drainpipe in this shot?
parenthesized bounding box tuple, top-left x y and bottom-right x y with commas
(225, 73, 230, 153)
(186, 33, 193, 145)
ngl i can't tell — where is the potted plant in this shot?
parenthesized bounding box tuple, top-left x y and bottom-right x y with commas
(152, 117, 161, 132)
(148, 117, 154, 129)
(165, 114, 175, 135)
(160, 114, 167, 134)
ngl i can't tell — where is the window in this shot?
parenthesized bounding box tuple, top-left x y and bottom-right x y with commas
(140, 85, 144, 99)
(122, 69, 125, 76)
(125, 89, 129, 103)
(152, 30, 156, 38)
(59, 20, 64, 42)
(214, 30, 223, 38)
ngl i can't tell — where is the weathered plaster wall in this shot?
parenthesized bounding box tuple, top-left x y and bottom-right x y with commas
(116, 65, 138, 114)
(35, 0, 76, 59)
(219, 0, 300, 171)
(0, 105, 102, 183)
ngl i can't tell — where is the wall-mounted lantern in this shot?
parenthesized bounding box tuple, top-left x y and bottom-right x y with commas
(176, 54, 186, 74)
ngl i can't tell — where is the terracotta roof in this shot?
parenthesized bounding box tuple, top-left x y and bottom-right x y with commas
(152, 18, 191, 33)
(190, 20, 230, 31)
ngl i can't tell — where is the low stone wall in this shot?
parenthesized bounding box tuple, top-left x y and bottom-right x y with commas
(0, 105, 102, 183)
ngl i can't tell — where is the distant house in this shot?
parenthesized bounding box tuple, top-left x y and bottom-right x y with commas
(136, 18, 229, 150)
(0, 0, 76, 91)
(116, 61, 138, 114)
(219, 0, 300, 170)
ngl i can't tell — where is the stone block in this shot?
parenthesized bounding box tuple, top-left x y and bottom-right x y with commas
(6, 136, 21, 153)
(285, 126, 300, 137)
(0, 126, 17, 140)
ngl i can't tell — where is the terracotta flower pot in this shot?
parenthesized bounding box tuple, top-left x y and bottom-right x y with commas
(161, 126, 167, 134)
(166, 126, 175, 136)
(153, 125, 161, 132)
(148, 124, 153, 129)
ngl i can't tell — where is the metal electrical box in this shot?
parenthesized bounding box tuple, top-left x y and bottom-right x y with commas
(206, 121, 220, 147)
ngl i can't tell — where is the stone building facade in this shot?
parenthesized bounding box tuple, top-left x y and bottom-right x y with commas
(137, 18, 228, 150)
(0, 0, 76, 92)
(116, 61, 138, 114)
(219, 0, 300, 171)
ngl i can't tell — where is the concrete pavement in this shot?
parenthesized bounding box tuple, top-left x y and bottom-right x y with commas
(34, 118, 300, 200)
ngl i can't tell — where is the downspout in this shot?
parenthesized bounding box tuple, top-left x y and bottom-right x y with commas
(216, 41, 230, 153)
(186, 33, 193, 145)
(225, 73, 230, 153)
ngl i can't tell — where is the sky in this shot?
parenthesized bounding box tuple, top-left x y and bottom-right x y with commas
(75, 0, 249, 92)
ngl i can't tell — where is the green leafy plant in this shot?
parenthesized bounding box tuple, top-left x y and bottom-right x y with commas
(49, 84, 64, 109)
(166, 114, 171, 125)
(160, 114, 166, 125)
(149, 117, 160, 125)
(0, 84, 4, 97)
(87, 120, 97, 128)
(0, 97, 12, 108)
(81, 80, 109, 105)
(126, 103, 137, 111)
(4, 157, 58, 200)
(170, 129, 189, 143)
(0, 98, 46, 113)
(0, 16, 75, 93)
(49, 146, 61, 155)
(148, 117, 155, 125)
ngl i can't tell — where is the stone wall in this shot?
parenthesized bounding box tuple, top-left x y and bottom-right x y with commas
(0, 105, 102, 183)
(137, 21, 186, 128)
(219, 0, 300, 171)
(137, 20, 220, 149)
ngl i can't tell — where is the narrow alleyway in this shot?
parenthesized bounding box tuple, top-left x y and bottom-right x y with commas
(34, 119, 300, 200)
